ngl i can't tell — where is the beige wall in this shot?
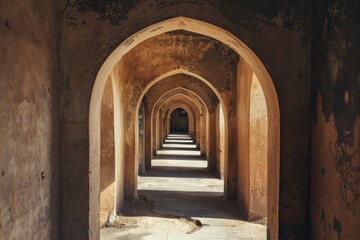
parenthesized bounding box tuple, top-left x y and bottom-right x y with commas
(111, 61, 126, 215)
(0, 1, 59, 239)
(138, 102, 146, 174)
(215, 103, 225, 179)
(100, 80, 115, 227)
(236, 61, 267, 220)
(208, 108, 218, 170)
(237, 59, 252, 218)
(249, 74, 268, 219)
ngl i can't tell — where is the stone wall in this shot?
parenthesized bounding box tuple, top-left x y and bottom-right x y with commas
(236, 62, 268, 221)
(249, 74, 268, 219)
(0, 1, 59, 239)
(100, 80, 115, 227)
(310, 0, 360, 239)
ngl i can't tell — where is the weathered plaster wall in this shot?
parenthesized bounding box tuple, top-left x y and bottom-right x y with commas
(0, 1, 59, 239)
(310, 1, 360, 239)
(109, 60, 126, 220)
(217, 104, 225, 180)
(155, 110, 162, 154)
(138, 102, 145, 174)
(100, 80, 115, 227)
(236, 62, 267, 221)
(58, 1, 311, 238)
(249, 74, 268, 220)
(237, 59, 252, 218)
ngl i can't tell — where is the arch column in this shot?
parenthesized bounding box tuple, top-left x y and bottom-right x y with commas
(208, 109, 217, 169)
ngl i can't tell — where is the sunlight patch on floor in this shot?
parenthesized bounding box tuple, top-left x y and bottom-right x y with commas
(157, 149, 201, 156)
(152, 159, 207, 168)
(164, 139, 194, 143)
(162, 143, 197, 148)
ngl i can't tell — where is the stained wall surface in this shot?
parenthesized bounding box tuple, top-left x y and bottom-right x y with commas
(0, 1, 59, 239)
(249, 74, 268, 219)
(138, 102, 145, 174)
(108, 60, 126, 223)
(310, 1, 360, 239)
(217, 104, 225, 180)
(100, 80, 115, 227)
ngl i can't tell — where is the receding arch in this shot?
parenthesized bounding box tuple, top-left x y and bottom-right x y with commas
(161, 99, 199, 141)
(150, 87, 210, 146)
(144, 86, 213, 170)
(152, 87, 209, 115)
(142, 73, 224, 176)
(90, 16, 280, 239)
(155, 93, 205, 149)
(135, 69, 226, 112)
(133, 69, 230, 198)
(166, 105, 193, 134)
(169, 108, 189, 133)
(135, 70, 229, 159)
(152, 88, 208, 124)
(155, 100, 197, 155)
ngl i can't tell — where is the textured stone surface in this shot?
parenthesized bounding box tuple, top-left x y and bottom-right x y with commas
(100, 80, 115, 227)
(310, 1, 360, 239)
(249, 75, 268, 219)
(0, 1, 59, 239)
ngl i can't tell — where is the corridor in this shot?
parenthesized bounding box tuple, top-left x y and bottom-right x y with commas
(101, 134, 266, 240)
(94, 17, 273, 239)
(3, 2, 359, 239)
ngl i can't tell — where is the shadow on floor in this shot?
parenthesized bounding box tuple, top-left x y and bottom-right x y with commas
(152, 154, 205, 160)
(130, 190, 245, 221)
(140, 167, 219, 179)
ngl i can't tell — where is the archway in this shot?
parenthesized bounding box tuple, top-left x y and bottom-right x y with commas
(144, 85, 214, 171)
(135, 70, 230, 196)
(90, 17, 280, 239)
(170, 108, 189, 134)
(158, 95, 202, 150)
(163, 104, 195, 147)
